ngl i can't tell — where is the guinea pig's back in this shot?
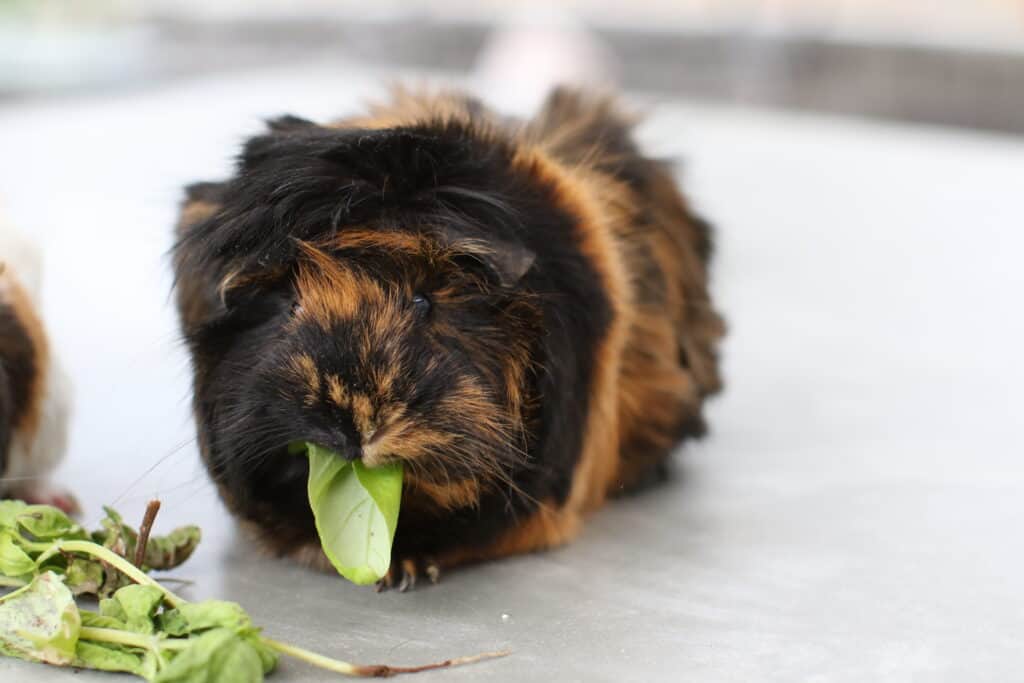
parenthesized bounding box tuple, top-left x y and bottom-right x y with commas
(526, 88, 726, 492)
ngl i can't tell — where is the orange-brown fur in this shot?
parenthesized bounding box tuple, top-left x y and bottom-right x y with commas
(276, 244, 530, 512)
(175, 87, 723, 580)
(336, 89, 722, 571)
(337, 90, 720, 573)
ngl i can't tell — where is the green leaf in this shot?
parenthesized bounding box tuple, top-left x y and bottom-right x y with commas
(0, 500, 27, 530)
(74, 639, 146, 676)
(303, 442, 403, 585)
(158, 601, 254, 637)
(153, 628, 272, 683)
(16, 505, 86, 541)
(0, 571, 81, 665)
(143, 525, 202, 570)
(99, 584, 164, 634)
(0, 531, 36, 578)
(98, 597, 126, 621)
(80, 610, 128, 630)
(156, 600, 277, 679)
(250, 636, 278, 675)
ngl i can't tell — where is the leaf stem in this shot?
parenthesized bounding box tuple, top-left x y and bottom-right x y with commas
(16, 539, 53, 553)
(134, 500, 162, 569)
(0, 575, 27, 589)
(79, 626, 191, 652)
(0, 579, 33, 603)
(261, 637, 510, 678)
(79, 626, 149, 649)
(37, 540, 185, 607)
(261, 638, 359, 675)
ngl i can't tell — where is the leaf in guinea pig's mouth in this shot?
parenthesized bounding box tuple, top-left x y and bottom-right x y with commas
(297, 442, 403, 585)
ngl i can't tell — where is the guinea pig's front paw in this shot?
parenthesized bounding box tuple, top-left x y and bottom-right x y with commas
(375, 556, 441, 593)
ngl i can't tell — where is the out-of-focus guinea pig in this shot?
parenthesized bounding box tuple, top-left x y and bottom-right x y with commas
(0, 218, 75, 513)
(173, 87, 725, 589)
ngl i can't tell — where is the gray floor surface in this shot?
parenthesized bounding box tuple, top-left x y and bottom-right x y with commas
(1, 62, 1022, 681)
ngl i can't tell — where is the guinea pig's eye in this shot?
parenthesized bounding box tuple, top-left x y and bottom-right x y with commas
(411, 293, 431, 320)
(291, 300, 304, 316)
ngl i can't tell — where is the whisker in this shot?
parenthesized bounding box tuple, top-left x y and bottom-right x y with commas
(107, 436, 200, 508)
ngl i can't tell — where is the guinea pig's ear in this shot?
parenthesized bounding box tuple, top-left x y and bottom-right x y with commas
(238, 114, 320, 168)
(438, 225, 536, 288)
(479, 238, 536, 288)
(176, 181, 227, 238)
(174, 180, 232, 330)
(266, 114, 316, 132)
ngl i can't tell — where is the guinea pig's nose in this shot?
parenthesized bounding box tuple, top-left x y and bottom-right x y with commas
(324, 434, 362, 462)
(338, 442, 362, 462)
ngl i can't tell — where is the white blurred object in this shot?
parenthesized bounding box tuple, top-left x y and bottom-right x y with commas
(0, 214, 43, 297)
(0, 217, 73, 511)
(471, 7, 620, 117)
(0, 1, 151, 96)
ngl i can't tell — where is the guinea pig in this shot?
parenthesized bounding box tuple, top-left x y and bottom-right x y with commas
(0, 218, 75, 513)
(173, 87, 724, 589)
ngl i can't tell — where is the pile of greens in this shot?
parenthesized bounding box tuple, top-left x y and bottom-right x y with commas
(0, 500, 198, 597)
(1, 571, 278, 681)
(0, 499, 502, 681)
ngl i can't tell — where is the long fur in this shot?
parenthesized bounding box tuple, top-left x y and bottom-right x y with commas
(173, 87, 724, 575)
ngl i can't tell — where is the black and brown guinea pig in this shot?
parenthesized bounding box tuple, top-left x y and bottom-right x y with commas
(173, 87, 725, 589)
(0, 219, 75, 513)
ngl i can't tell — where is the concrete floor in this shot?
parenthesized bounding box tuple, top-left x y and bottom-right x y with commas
(1, 63, 1022, 681)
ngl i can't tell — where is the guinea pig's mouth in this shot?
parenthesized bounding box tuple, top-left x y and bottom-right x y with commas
(285, 435, 399, 470)
(360, 439, 389, 469)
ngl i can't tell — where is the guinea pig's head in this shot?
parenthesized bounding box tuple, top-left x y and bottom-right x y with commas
(174, 117, 558, 543)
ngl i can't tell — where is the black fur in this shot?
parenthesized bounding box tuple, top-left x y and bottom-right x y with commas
(174, 119, 612, 560)
(0, 364, 11, 476)
(0, 301, 36, 477)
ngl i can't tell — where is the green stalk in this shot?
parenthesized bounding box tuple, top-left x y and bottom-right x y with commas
(79, 626, 190, 652)
(0, 576, 27, 589)
(0, 579, 33, 603)
(35, 540, 184, 607)
(262, 638, 359, 676)
(15, 539, 53, 553)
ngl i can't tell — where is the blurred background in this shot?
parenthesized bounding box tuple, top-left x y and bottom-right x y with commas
(2, 0, 1024, 131)
(2, 2, 1023, 681)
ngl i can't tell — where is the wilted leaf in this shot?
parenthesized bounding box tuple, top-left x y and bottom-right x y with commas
(143, 526, 201, 571)
(303, 442, 403, 585)
(65, 558, 105, 596)
(0, 571, 81, 665)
